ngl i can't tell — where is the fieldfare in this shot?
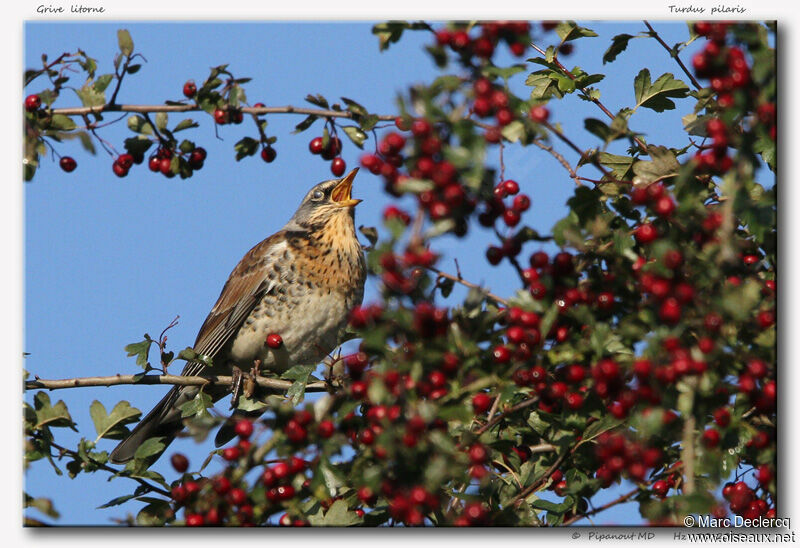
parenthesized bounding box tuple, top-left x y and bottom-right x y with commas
(110, 168, 366, 463)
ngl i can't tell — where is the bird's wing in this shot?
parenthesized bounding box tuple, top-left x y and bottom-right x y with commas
(178, 232, 289, 378)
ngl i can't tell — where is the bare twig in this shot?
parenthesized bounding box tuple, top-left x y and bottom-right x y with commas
(475, 396, 539, 436)
(425, 266, 508, 307)
(533, 138, 581, 185)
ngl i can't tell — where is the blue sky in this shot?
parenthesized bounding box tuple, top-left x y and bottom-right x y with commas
(22, 19, 759, 526)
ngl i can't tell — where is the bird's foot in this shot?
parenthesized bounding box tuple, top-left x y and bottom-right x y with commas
(243, 360, 260, 399)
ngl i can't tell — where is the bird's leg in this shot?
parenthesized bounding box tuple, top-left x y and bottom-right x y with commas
(229, 365, 244, 410)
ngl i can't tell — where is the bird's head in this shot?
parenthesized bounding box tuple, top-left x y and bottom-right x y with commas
(286, 168, 362, 231)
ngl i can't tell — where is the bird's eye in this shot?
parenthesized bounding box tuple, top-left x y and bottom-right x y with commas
(312, 190, 325, 201)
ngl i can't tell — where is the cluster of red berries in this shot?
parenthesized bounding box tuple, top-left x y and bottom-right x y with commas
(691, 23, 751, 109)
(309, 135, 346, 176)
(630, 182, 676, 218)
(378, 245, 438, 295)
(362, 120, 476, 236)
(433, 22, 531, 62)
(481, 179, 531, 229)
(26, 93, 80, 173)
(213, 106, 244, 126)
(261, 455, 308, 505)
(470, 77, 517, 129)
(722, 480, 774, 520)
(382, 205, 412, 226)
(694, 118, 733, 174)
(737, 358, 776, 413)
(145, 145, 207, 178)
(594, 431, 663, 487)
(382, 484, 440, 526)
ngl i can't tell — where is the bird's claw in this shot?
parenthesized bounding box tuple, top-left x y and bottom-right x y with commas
(229, 366, 244, 410)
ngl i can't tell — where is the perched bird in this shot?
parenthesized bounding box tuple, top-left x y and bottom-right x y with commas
(110, 169, 366, 464)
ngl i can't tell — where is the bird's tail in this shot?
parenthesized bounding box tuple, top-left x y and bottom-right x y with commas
(109, 386, 188, 464)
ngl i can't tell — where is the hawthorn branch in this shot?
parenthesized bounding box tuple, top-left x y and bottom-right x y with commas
(44, 438, 171, 498)
(643, 21, 703, 91)
(24, 373, 328, 393)
(562, 485, 640, 526)
(49, 103, 397, 122)
(425, 266, 508, 307)
(533, 138, 580, 185)
(475, 396, 539, 435)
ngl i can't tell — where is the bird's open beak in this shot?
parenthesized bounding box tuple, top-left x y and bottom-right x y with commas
(331, 168, 362, 208)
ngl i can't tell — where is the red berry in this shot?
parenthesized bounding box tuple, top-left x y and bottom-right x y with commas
(266, 333, 283, 348)
(757, 309, 775, 329)
(317, 420, 335, 438)
(112, 161, 128, 178)
(411, 118, 432, 137)
(59, 156, 77, 173)
(502, 179, 519, 195)
(234, 419, 254, 439)
(24, 94, 42, 112)
(309, 137, 324, 155)
(702, 428, 720, 447)
(170, 453, 189, 473)
(486, 246, 504, 265)
(713, 408, 731, 427)
(565, 392, 584, 410)
(492, 345, 511, 364)
(331, 157, 346, 177)
(472, 392, 492, 414)
(213, 476, 231, 494)
(183, 81, 197, 98)
(213, 108, 228, 125)
(634, 223, 658, 244)
(261, 147, 277, 163)
(530, 105, 549, 123)
(185, 513, 204, 526)
(468, 443, 488, 464)
(652, 480, 668, 498)
(222, 446, 241, 461)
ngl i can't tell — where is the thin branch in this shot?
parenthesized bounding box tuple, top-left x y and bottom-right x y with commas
(532, 138, 580, 185)
(643, 21, 703, 90)
(475, 396, 539, 435)
(425, 266, 508, 307)
(45, 438, 171, 497)
(48, 103, 396, 121)
(562, 486, 639, 526)
(24, 373, 328, 393)
(531, 43, 648, 154)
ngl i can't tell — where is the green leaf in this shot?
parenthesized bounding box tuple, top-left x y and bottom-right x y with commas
(283, 365, 314, 405)
(24, 494, 60, 519)
(633, 69, 689, 112)
(556, 21, 598, 42)
(48, 114, 76, 131)
(501, 120, 526, 143)
(126, 115, 152, 135)
(598, 152, 635, 180)
(173, 119, 199, 132)
(92, 74, 114, 93)
(74, 84, 105, 108)
(526, 72, 564, 101)
(538, 303, 560, 342)
(155, 112, 168, 131)
(179, 391, 213, 418)
(124, 337, 152, 369)
(117, 29, 134, 56)
(342, 126, 367, 149)
(632, 146, 680, 184)
(603, 33, 636, 64)
(341, 97, 368, 117)
(304, 94, 329, 108)
(293, 114, 318, 133)
(323, 499, 361, 526)
(234, 136, 259, 161)
(582, 415, 624, 444)
(90, 400, 141, 441)
(96, 494, 137, 509)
